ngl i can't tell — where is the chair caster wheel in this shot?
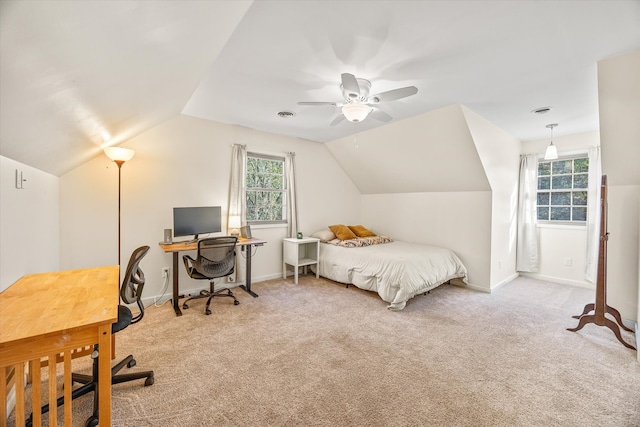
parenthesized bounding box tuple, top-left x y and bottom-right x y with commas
(205, 309, 212, 315)
(183, 303, 189, 309)
(127, 359, 136, 368)
(145, 375, 154, 386)
(85, 415, 99, 427)
(234, 300, 240, 305)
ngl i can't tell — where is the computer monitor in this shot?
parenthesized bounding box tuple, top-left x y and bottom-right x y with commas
(173, 206, 222, 241)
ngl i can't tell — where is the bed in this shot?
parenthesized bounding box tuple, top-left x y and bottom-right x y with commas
(311, 227, 468, 310)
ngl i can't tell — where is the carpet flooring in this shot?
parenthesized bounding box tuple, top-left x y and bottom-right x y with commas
(10, 275, 640, 426)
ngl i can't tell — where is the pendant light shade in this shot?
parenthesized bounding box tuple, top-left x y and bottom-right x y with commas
(544, 124, 558, 160)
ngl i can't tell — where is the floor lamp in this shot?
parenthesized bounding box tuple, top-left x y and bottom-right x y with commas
(104, 147, 135, 267)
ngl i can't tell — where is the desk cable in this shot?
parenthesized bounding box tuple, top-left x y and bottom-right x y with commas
(153, 271, 172, 307)
(239, 245, 258, 259)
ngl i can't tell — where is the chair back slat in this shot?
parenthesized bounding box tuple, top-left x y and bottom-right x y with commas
(120, 245, 150, 323)
(195, 237, 237, 278)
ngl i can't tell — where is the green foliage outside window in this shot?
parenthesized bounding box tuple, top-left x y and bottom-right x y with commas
(537, 157, 588, 223)
(246, 155, 286, 223)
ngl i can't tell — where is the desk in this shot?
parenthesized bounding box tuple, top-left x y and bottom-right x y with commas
(159, 237, 266, 317)
(0, 266, 119, 427)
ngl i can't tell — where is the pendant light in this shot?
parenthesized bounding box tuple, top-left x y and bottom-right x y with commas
(544, 123, 558, 160)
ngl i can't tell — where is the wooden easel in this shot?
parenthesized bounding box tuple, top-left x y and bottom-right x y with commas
(567, 175, 636, 350)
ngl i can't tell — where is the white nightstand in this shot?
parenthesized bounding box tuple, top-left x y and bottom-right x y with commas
(283, 237, 320, 284)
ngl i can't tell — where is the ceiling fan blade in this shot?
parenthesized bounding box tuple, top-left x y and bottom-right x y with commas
(297, 101, 338, 106)
(330, 114, 346, 126)
(370, 108, 392, 122)
(369, 86, 418, 103)
(341, 73, 361, 99)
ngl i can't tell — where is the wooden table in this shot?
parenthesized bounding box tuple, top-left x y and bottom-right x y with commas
(159, 237, 266, 316)
(0, 266, 119, 427)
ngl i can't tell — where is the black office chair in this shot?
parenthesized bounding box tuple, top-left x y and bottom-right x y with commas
(29, 246, 155, 427)
(182, 236, 240, 315)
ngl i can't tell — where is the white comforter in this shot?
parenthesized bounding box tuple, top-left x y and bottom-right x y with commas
(317, 240, 468, 310)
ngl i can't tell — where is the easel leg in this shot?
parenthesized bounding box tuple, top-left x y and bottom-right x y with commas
(571, 303, 594, 319)
(605, 305, 634, 333)
(567, 314, 636, 350)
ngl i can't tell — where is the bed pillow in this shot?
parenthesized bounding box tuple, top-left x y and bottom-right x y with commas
(310, 229, 336, 242)
(348, 225, 377, 237)
(329, 224, 357, 240)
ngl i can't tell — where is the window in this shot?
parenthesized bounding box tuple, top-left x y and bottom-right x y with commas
(537, 157, 588, 223)
(246, 153, 286, 224)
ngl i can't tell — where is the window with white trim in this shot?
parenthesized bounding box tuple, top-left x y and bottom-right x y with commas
(537, 156, 589, 223)
(246, 153, 286, 224)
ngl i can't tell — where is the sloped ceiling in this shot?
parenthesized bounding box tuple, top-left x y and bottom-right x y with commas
(326, 105, 489, 194)
(0, 0, 252, 176)
(1, 1, 639, 177)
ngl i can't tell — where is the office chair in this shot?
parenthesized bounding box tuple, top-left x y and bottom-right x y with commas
(28, 246, 154, 427)
(182, 236, 240, 315)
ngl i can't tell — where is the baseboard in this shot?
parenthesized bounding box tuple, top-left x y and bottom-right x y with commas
(636, 321, 639, 362)
(489, 273, 519, 292)
(519, 272, 594, 289)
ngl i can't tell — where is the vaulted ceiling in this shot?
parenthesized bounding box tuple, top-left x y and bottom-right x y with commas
(1, 1, 639, 176)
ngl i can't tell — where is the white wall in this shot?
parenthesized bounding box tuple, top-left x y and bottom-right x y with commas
(0, 156, 59, 291)
(462, 106, 521, 288)
(599, 50, 640, 322)
(362, 191, 491, 289)
(59, 115, 361, 301)
(520, 131, 600, 288)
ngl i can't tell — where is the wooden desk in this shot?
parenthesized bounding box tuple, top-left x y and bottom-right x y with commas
(159, 237, 266, 316)
(0, 266, 119, 427)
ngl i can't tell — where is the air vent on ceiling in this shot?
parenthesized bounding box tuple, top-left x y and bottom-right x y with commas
(531, 106, 552, 115)
(277, 111, 295, 118)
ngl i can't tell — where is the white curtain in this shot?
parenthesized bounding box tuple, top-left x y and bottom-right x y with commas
(516, 154, 539, 272)
(285, 152, 298, 238)
(584, 146, 602, 283)
(228, 144, 247, 229)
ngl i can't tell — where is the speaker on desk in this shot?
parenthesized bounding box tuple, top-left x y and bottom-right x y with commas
(164, 229, 173, 244)
(240, 225, 252, 239)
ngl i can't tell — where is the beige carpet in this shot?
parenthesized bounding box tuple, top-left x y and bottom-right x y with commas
(11, 275, 640, 426)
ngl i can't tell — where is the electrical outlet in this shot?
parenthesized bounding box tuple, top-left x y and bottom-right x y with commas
(162, 267, 170, 278)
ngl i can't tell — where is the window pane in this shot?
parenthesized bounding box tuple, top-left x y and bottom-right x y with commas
(572, 207, 587, 221)
(552, 160, 572, 174)
(538, 162, 551, 176)
(552, 175, 572, 189)
(537, 207, 549, 220)
(537, 192, 550, 205)
(573, 174, 588, 189)
(574, 158, 589, 173)
(572, 191, 587, 206)
(550, 207, 570, 221)
(550, 192, 571, 205)
(535, 157, 589, 224)
(538, 176, 550, 190)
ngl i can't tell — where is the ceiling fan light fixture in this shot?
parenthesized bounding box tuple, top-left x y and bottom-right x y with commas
(342, 102, 371, 123)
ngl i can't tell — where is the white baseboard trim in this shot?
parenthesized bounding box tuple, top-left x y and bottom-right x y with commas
(489, 273, 520, 292)
(519, 273, 595, 289)
(636, 322, 639, 362)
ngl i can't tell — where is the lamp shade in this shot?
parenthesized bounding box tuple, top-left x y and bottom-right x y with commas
(228, 215, 241, 229)
(342, 102, 372, 123)
(544, 144, 558, 160)
(104, 147, 135, 163)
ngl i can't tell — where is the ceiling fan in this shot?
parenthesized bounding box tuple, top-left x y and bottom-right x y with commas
(297, 73, 418, 126)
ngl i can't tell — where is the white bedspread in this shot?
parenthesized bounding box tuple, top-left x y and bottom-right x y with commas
(317, 240, 468, 310)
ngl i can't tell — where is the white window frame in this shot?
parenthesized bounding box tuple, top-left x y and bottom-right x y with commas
(536, 154, 589, 226)
(245, 152, 287, 225)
